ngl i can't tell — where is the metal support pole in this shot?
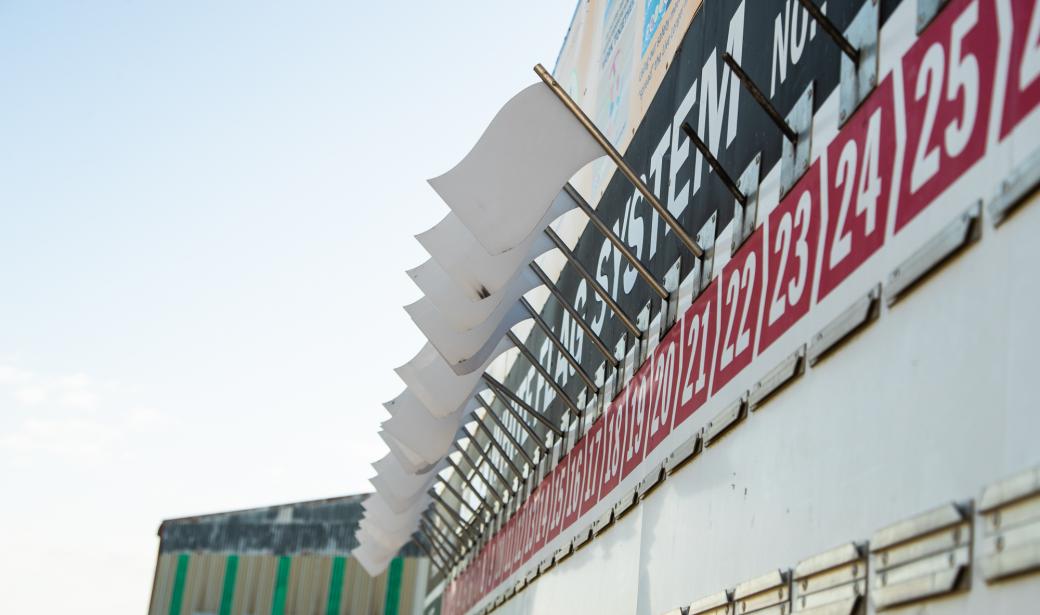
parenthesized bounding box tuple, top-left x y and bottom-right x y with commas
(471, 416, 529, 476)
(476, 397, 539, 466)
(680, 123, 747, 206)
(451, 446, 505, 506)
(544, 227, 641, 338)
(446, 456, 500, 509)
(435, 477, 484, 520)
(412, 532, 445, 570)
(428, 495, 479, 542)
(797, 0, 860, 62)
(529, 263, 619, 367)
(483, 373, 564, 437)
(458, 435, 514, 495)
(519, 297, 597, 391)
(507, 331, 581, 418)
(535, 64, 704, 259)
(413, 532, 448, 572)
(565, 182, 669, 299)
(722, 53, 799, 143)
(564, 183, 669, 299)
(420, 516, 463, 563)
(422, 509, 466, 552)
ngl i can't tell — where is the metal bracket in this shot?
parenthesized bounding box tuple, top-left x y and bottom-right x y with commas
(664, 432, 703, 475)
(989, 146, 1040, 227)
(571, 522, 594, 551)
(635, 299, 653, 367)
(917, 0, 949, 34)
(979, 466, 1040, 582)
(781, 84, 814, 199)
(704, 395, 747, 446)
(605, 336, 627, 400)
(593, 506, 615, 535)
(793, 543, 867, 614)
(870, 502, 973, 610)
(637, 463, 666, 500)
(554, 541, 573, 564)
(663, 257, 683, 332)
(807, 284, 881, 367)
(839, 0, 879, 125)
(612, 486, 639, 520)
(647, 311, 663, 359)
(733, 154, 762, 253)
(885, 202, 981, 306)
(686, 212, 718, 308)
(748, 345, 806, 411)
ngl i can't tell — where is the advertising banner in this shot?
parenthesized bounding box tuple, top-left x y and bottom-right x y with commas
(444, 0, 1040, 612)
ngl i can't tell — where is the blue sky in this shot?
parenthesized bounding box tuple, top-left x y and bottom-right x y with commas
(0, 2, 575, 612)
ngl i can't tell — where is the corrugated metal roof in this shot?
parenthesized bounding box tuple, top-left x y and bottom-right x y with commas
(158, 493, 419, 557)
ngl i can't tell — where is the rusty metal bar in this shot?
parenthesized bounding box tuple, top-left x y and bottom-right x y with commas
(796, 0, 859, 62)
(680, 122, 747, 206)
(535, 63, 704, 258)
(544, 227, 641, 338)
(529, 263, 618, 367)
(722, 52, 798, 143)
(507, 331, 581, 418)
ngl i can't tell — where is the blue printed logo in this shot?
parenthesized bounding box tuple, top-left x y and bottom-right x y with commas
(642, 0, 671, 55)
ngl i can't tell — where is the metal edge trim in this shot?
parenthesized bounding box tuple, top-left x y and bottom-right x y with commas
(794, 543, 864, 579)
(807, 284, 881, 367)
(748, 345, 806, 411)
(885, 202, 981, 307)
(979, 466, 1040, 513)
(870, 503, 968, 551)
(705, 396, 747, 445)
(734, 569, 788, 600)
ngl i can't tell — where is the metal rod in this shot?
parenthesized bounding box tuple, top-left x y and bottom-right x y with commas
(429, 492, 482, 544)
(564, 183, 669, 299)
(460, 439, 512, 497)
(535, 64, 704, 259)
(419, 517, 462, 565)
(435, 477, 483, 520)
(722, 52, 799, 143)
(796, 0, 859, 62)
(428, 495, 479, 542)
(459, 433, 515, 494)
(418, 515, 452, 557)
(413, 532, 448, 572)
(472, 415, 529, 475)
(451, 445, 505, 506)
(422, 510, 465, 551)
(680, 123, 747, 206)
(529, 263, 618, 367)
(507, 331, 582, 418)
(544, 227, 641, 338)
(446, 455, 500, 509)
(412, 531, 444, 570)
(519, 297, 597, 391)
(476, 397, 538, 467)
(493, 395, 552, 453)
(479, 440, 514, 492)
(483, 373, 564, 437)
